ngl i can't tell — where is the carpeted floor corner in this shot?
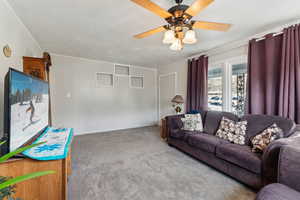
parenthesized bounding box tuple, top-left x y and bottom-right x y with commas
(69, 126, 256, 200)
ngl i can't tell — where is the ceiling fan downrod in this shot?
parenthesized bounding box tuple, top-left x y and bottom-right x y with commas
(175, 0, 183, 4)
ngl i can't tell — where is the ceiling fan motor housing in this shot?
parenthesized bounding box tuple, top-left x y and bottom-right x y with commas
(166, 4, 191, 28)
(168, 4, 189, 14)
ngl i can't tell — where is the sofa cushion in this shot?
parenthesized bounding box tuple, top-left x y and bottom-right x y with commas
(169, 129, 197, 140)
(187, 133, 229, 153)
(215, 117, 248, 145)
(193, 110, 207, 123)
(181, 114, 203, 131)
(256, 183, 300, 200)
(185, 110, 207, 122)
(251, 123, 284, 153)
(240, 115, 296, 145)
(216, 143, 262, 174)
(204, 111, 239, 135)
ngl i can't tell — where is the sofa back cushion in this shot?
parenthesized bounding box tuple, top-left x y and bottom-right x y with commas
(240, 114, 296, 145)
(204, 111, 239, 135)
(166, 110, 207, 130)
(199, 110, 207, 123)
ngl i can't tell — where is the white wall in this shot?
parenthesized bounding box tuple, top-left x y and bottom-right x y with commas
(0, 0, 158, 136)
(208, 45, 248, 65)
(50, 54, 158, 135)
(0, 0, 42, 136)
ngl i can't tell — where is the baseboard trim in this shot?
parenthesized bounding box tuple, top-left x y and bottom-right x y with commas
(74, 124, 158, 136)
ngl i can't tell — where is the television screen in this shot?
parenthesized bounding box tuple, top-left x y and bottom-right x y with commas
(7, 69, 49, 152)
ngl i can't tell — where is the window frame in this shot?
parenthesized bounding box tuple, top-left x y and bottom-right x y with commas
(207, 63, 226, 111)
(208, 55, 247, 113)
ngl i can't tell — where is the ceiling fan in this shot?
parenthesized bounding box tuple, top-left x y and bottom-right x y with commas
(131, 0, 231, 51)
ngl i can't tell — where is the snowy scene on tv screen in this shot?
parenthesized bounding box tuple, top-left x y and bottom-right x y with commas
(10, 71, 49, 151)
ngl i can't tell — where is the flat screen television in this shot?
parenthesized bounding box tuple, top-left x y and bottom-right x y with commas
(2, 68, 49, 154)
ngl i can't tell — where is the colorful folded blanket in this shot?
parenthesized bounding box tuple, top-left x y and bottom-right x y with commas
(23, 127, 73, 160)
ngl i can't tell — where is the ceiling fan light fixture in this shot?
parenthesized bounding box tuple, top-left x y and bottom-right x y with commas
(131, 0, 231, 51)
(183, 29, 197, 44)
(163, 30, 176, 44)
(170, 38, 183, 51)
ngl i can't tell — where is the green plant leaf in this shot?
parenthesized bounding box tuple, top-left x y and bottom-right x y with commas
(0, 142, 46, 163)
(0, 171, 55, 190)
(0, 141, 6, 146)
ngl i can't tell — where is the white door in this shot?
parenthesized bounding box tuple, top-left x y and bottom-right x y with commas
(159, 73, 176, 120)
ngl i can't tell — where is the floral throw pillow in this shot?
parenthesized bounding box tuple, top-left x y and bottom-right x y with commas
(181, 114, 203, 132)
(251, 123, 283, 153)
(216, 117, 248, 145)
(181, 118, 194, 131)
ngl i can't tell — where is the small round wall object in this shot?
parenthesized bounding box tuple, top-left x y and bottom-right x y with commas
(3, 45, 12, 58)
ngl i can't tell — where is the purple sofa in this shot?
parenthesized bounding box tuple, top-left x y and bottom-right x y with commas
(256, 145, 300, 200)
(166, 111, 297, 189)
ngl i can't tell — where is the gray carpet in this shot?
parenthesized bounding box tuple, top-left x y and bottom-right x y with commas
(69, 126, 256, 200)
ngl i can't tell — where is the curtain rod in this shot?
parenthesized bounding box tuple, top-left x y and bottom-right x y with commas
(206, 44, 247, 58)
(188, 30, 284, 60)
(188, 43, 247, 60)
(255, 31, 284, 42)
(188, 20, 300, 60)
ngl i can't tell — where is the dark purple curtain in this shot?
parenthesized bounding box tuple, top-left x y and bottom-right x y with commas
(247, 24, 300, 123)
(186, 55, 208, 112)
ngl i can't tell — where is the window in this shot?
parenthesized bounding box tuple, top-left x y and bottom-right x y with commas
(208, 66, 223, 111)
(208, 56, 247, 116)
(231, 63, 247, 116)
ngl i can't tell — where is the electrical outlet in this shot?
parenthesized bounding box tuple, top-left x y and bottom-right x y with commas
(66, 92, 71, 98)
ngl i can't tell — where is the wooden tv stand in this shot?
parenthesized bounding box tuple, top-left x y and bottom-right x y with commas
(0, 150, 71, 200)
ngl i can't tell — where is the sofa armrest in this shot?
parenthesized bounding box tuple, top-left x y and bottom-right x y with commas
(278, 145, 300, 192)
(262, 131, 300, 183)
(165, 115, 184, 129)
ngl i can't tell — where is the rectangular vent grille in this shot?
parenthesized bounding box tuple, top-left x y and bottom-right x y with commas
(96, 73, 113, 87)
(130, 76, 143, 88)
(115, 64, 129, 76)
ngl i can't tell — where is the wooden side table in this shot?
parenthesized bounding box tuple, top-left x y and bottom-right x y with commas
(160, 118, 168, 141)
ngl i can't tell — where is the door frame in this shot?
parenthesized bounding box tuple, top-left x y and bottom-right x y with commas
(158, 72, 177, 121)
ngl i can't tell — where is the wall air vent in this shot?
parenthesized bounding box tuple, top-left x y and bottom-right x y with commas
(130, 76, 144, 89)
(96, 72, 113, 88)
(115, 64, 130, 76)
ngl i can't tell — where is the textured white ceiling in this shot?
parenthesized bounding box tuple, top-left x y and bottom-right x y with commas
(7, 0, 300, 67)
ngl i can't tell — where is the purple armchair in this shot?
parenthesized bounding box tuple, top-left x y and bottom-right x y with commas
(262, 131, 300, 184)
(256, 145, 300, 200)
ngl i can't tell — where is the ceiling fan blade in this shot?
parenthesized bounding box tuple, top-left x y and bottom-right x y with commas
(192, 21, 231, 31)
(184, 0, 214, 17)
(131, 0, 173, 19)
(134, 26, 166, 39)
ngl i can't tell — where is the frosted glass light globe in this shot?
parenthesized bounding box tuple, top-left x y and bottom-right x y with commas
(183, 30, 197, 44)
(163, 30, 175, 44)
(170, 38, 183, 51)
